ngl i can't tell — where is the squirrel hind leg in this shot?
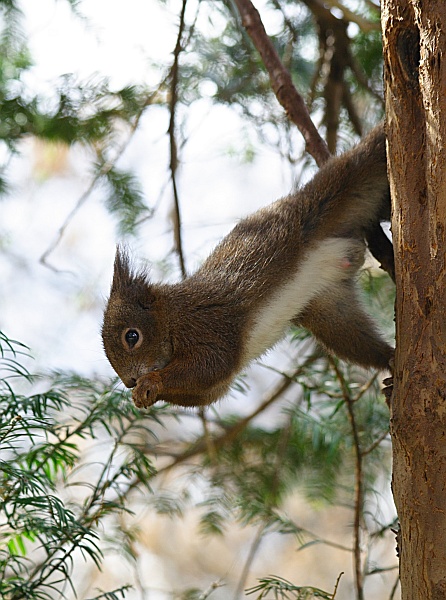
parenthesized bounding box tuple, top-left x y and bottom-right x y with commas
(338, 239, 366, 274)
(294, 280, 393, 371)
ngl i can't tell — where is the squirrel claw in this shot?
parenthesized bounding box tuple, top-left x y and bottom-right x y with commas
(382, 375, 394, 407)
(132, 371, 163, 409)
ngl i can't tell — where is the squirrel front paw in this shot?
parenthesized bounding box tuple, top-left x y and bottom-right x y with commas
(132, 371, 163, 409)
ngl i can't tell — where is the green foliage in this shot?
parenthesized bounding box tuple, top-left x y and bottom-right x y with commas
(199, 358, 390, 536)
(0, 331, 170, 600)
(85, 588, 131, 600)
(352, 29, 384, 81)
(0, 312, 395, 599)
(0, 2, 152, 230)
(0, 73, 149, 148)
(247, 575, 334, 599)
(102, 165, 151, 235)
(184, 24, 272, 106)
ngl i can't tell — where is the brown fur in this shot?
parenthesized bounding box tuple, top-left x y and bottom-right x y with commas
(102, 123, 394, 408)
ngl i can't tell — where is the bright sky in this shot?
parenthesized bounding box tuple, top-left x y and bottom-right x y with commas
(23, 0, 177, 87)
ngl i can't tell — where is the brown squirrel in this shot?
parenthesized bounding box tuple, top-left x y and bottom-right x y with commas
(102, 123, 394, 409)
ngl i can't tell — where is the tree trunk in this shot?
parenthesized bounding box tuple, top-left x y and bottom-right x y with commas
(381, 1, 446, 598)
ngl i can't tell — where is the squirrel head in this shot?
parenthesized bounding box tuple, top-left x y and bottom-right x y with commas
(102, 247, 173, 388)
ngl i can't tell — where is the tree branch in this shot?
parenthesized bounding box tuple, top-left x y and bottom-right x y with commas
(233, 0, 395, 281)
(168, 0, 188, 279)
(322, 0, 380, 33)
(155, 365, 302, 475)
(233, 523, 266, 600)
(330, 359, 365, 600)
(232, 0, 331, 166)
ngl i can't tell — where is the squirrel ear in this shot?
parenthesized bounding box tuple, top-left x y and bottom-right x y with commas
(111, 246, 153, 301)
(112, 246, 134, 291)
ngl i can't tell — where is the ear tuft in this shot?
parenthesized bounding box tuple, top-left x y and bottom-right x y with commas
(111, 245, 151, 294)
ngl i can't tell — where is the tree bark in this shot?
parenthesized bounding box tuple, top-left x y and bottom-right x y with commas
(381, 1, 446, 598)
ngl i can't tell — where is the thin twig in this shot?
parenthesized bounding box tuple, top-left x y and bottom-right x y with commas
(388, 574, 400, 600)
(367, 564, 399, 576)
(273, 512, 353, 552)
(295, 526, 352, 553)
(322, 0, 380, 32)
(362, 429, 389, 456)
(40, 173, 103, 273)
(39, 88, 159, 271)
(332, 571, 344, 599)
(199, 406, 218, 464)
(199, 580, 226, 599)
(352, 373, 378, 403)
(369, 517, 399, 539)
(118, 513, 150, 600)
(330, 359, 364, 600)
(233, 523, 266, 600)
(167, 0, 188, 279)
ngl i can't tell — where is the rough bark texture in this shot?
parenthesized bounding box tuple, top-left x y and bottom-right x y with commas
(381, 1, 446, 598)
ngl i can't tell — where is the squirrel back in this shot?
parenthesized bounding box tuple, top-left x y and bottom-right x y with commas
(102, 124, 393, 408)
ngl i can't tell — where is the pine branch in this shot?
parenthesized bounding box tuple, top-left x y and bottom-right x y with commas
(39, 84, 161, 270)
(156, 360, 316, 476)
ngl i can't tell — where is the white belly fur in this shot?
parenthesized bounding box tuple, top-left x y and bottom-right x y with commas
(242, 237, 359, 364)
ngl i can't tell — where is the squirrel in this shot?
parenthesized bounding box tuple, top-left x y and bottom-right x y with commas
(102, 123, 394, 409)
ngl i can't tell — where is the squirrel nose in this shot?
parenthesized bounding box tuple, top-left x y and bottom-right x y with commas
(124, 377, 137, 388)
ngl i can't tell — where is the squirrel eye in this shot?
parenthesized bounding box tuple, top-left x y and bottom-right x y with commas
(124, 328, 140, 349)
